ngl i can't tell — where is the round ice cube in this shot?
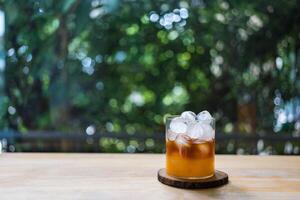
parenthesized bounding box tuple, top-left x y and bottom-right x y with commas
(187, 122, 204, 139)
(197, 110, 213, 124)
(169, 117, 187, 134)
(180, 111, 196, 122)
(200, 123, 215, 140)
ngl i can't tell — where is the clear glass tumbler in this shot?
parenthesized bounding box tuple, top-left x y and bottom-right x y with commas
(165, 115, 215, 179)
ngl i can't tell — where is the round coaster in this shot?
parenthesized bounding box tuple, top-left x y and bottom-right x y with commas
(157, 169, 228, 189)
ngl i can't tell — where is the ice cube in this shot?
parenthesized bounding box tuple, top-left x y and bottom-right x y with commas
(175, 134, 191, 157)
(167, 130, 179, 141)
(186, 122, 204, 139)
(197, 142, 211, 157)
(175, 134, 190, 146)
(200, 123, 215, 140)
(169, 117, 187, 134)
(197, 110, 213, 124)
(180, 111, 196, 122)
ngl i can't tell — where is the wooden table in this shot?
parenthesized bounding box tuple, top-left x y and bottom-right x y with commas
(0, 154, 299, 200)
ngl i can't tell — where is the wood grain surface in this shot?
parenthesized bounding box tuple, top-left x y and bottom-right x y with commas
(0, 153, 299, 200)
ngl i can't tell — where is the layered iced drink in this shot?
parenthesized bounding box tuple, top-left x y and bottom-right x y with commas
(166, 111, 215, 179)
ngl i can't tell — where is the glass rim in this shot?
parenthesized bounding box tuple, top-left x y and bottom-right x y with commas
(164, 114, 215, 123)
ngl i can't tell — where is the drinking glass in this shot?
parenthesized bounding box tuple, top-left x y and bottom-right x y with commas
(165, 115, 215, 179)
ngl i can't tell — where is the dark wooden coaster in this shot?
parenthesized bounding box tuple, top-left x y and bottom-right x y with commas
(157, 169, 228, 189)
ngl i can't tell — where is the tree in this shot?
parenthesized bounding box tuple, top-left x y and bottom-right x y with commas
(1, 0, 299, 152)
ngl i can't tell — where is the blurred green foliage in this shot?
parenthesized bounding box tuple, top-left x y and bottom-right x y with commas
(0, 0, 299, 152)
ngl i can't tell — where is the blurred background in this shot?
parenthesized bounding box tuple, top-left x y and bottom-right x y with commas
(0, 0, 299, 154)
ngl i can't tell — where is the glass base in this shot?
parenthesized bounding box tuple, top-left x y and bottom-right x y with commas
(168, 172, 215, 180)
